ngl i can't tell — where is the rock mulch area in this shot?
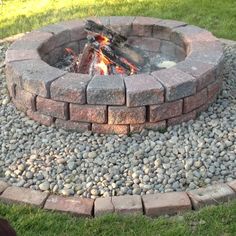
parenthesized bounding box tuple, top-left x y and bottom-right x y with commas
(0, 39, 235, 199)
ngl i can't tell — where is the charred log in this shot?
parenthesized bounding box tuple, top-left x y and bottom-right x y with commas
(77, 44, 94, 74)
(85, 20, 127, 45)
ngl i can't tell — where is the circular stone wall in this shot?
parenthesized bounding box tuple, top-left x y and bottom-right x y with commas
(5, 16, 224, 134)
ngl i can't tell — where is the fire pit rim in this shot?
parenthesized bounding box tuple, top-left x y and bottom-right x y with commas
(5, 16, 224, 134)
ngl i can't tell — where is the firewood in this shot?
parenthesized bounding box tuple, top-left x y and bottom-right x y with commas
(87, 37, 136, 75)
(77, 44, 94, 74)
(85, 20, 127, 45)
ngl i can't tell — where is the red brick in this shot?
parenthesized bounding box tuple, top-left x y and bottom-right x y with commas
(27, 110, 54, 126)
(5, 79, 16, 99)
(157, 19, 187, 29)
(70, 104, 107, 123)
(55, 119, 91, 132)
(0, 187, 48, 207)
(188, 41, 223, 65)
(127, 37, 161, 52)
(160, 40, 176, 56)
(51, 73, 90, 103)
(20, 31, 53, 42)
(188, 184, 236, 210)
(92, 123, 129, 134)
(37, 96, 68, 119)
(87, 75, 125, 105)
(207, 80, 222, 100)
(44, 195, 94, 217)
(12, 98, 27, 112)
(142, 192, 191, 217)
(149, 100, 183, 122)
(39, 23, 71, 51)
(176, 60, 216, 91)
(109, 16, 135, 36)
(153, 19, 186, 40)
(0, 181, 9, 194)
(112, 195, 143, 214)
(6, 49, 40, 63)
(15, 87, 36, 111)
(172, 25, 216, 45)
(125, 74, 164, 107)
(227, 180, 236, 192)
(6, 60, 66, 97)
(168, 110, 196, 126)
(130, 120, 166, 133)
(59, 20, 87, 41)
(152, 68, 196, 101)
(131, 16, 161, 37)
(183, 89, 208, 113)
(94, 197, 114, 216)
(195, 103, 209, 115)
(108, 106, 146, 125)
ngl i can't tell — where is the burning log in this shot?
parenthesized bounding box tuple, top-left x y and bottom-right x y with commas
(85, 20, 127, 45)
(87, 36, 136, 75)
(64, 20, 147, 76)
(77, 44, 94, 74)
(85, 20, 146, 73)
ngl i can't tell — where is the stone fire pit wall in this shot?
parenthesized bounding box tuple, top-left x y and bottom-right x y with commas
(5, 16, 224, 134)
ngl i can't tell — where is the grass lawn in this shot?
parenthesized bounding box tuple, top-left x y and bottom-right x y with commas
(0, 200, 236, 236)
(1, 0, 236, 40)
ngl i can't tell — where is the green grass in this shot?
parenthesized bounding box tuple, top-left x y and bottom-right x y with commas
(1, 0, 236, 40)
(1, 201, 236, 236)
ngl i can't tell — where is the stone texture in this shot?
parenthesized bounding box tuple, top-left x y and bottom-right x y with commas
(59, 20, 87, 41)
(176, 60, 216, 91)
(130, 120, 166, 133)
(0, 187, 48, 207)
(94, 197, 114, 216)
(108, 106, 146, 124)
(92, 124, 129, 134)
(125, 74, 164, 107)
(51, 73, 90, 103)
(149, 100, 183, 122)
(227, 180, 236, 192)
(44, 195, 94, 217)
(127, 37, 161, 52)
(112, 195, 143, 214)
(142, 192, 191, 217)
(26, 110, 54, 126)
(188, 184, 236, 210)
(172, 25, 216, 45)
(37, 97, 68, 120)
(0, 181, 9, 194)
(87, 75, 125, 105)
(160, 40, 176, 57)
(70, 104, 107, 123)
(38, 23, 71, 52)
(55, 119, 91, 132)
(188, 41, 224, 65)
(183, 89, 208, 113)
(168, 110, 196, 126)
(132, 16, 161, 37)
(109, 16, 135, 36)
(15, 87, 36, 111)
(5, 49, 40, 63)
(208, 80, 222, 100)
(6, 60, 66, 97)
(152, 68, 196, 101)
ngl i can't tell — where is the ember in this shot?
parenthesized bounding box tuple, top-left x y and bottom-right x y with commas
(63, 20, 144, 76)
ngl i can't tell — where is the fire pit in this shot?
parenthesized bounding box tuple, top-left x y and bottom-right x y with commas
(5, 16, 224, 134)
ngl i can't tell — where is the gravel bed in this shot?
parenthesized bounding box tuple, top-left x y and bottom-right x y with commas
(0, 40, 235, 199)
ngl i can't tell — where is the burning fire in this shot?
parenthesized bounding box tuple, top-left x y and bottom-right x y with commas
(64, 35, 138, 75)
